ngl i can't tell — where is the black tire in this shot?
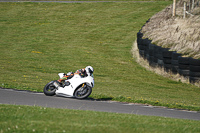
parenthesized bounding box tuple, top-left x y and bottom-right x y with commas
(189, 76, 200, 83)
(158, 59, 164, 65)
(137, 32, 143, 39)
(163, 58, 172, 64)
(137, 38, 142, 46)
(161, 47, 170, 53)
(149, 43, 155, 50)
(171, 59, 179, 73)
(171, 66, 178, 73)
(142, 38, 150, 46)
(178, 69, 190, 76)
(171, 60, 179, 65)
(139, 50, 145, 57)
(138, 44, 145, 50)
(190, 71, 200, 77)
(154, 45, 161, 53)
(153, 58, 158, 63)
(149, 62, 157, 67)
(74, 85, 92, 99)
(172, 52, 182, 60)
(189, 58, 200, 66)
(162, 51, 174, 58)
(178, 57, 190, 65)
(144, 43, 149, 52)
(146, 54, 150, 61)
(149, 49, 154, 56)
(190, 65, 200, 72)
(148, 56, 154, 62)
(155, 53, 163, 60)
(164, 64, 171, 68)
(164, 64, 172, 72)
(43, 81, 56, 96)
(178, 64, 190, 70)
(144, 50, 149, 57)
(157, 47, 163, 55)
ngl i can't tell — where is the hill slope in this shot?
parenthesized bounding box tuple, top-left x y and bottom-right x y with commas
(141, 0, 200, 59)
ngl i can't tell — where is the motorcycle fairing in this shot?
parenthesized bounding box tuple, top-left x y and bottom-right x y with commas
(55, 73, 94, 97)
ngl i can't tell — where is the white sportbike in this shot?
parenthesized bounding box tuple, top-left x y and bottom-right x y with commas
(43, 72, 94, 99)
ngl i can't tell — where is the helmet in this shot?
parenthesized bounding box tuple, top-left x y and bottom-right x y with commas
(85, 66, 94, 74)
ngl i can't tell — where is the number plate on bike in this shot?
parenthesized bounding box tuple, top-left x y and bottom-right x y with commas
(53, 82, 59, 88)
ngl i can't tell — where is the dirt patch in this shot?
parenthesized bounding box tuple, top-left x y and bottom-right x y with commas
(141, 0, 200, 59)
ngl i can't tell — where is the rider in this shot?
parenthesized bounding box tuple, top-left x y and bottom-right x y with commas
(58, 66, 94, 83)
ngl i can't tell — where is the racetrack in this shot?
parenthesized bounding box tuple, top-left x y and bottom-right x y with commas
(0, 88, 200, 120)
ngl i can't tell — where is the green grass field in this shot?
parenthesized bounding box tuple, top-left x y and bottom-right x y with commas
(0, 1, 200, 112)
(0, 104, 200, 133)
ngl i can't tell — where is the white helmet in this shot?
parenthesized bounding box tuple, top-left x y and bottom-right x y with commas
(85, 66, 94, 74)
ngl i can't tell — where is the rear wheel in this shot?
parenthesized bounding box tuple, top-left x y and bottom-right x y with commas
(74, 84, 92, 99)
(43, 81, 56, 96)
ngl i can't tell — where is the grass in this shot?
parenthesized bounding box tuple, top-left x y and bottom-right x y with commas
(0, 1, 200, 111)
(0, 104, 200, 133)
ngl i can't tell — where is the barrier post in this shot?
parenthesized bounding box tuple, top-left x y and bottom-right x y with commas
(183, 2, 186, 18)
(173, 0, 176, 17)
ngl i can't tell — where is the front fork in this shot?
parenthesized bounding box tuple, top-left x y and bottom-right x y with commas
(82, 83, 85, 88)
(79, 83, 87, 92)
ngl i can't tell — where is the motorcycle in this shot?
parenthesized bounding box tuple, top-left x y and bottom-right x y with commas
(43, 72, 94, 99)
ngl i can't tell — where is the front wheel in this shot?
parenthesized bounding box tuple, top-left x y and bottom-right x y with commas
(74, 85, 92, 99)
(43, 81, 56, 96)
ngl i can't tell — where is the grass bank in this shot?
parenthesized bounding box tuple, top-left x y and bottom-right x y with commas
(0, 104, 200, 133)
(1, 2, 200, 111)
(141, 0, 200, 59)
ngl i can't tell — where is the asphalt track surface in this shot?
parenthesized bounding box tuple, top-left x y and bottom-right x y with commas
(0, 88, 200, 120)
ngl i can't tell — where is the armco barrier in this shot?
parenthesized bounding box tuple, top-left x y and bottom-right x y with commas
(137, 30, 200, 84)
